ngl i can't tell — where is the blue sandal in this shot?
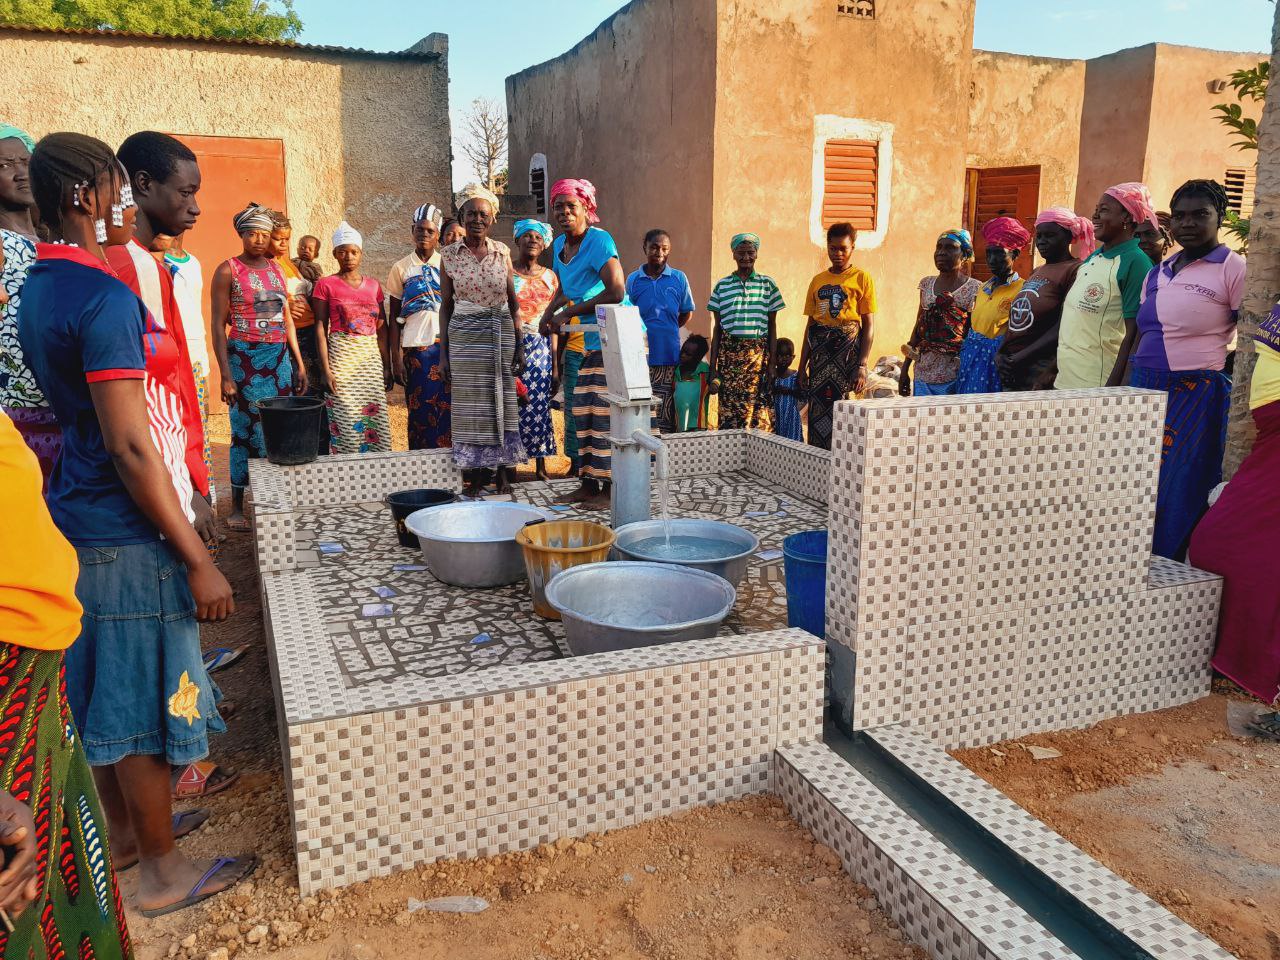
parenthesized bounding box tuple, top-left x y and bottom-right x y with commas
(139, 854, 259, 919)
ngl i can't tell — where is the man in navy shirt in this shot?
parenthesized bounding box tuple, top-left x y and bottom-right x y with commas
(625, 229, 695, 432)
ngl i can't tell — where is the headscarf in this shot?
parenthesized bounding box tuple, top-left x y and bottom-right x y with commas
(1104, 182, 1159, 231)
(730, 232, 760, 252)
(981, 216, 1031, 251)
(1035, 207, 1097, 259)
(413, 203, 444, 229)
(0, 124, 34, 153)
(549, 178, 598, 224)
(233, 203, 274, 236)
(332, 220, 362, 249)
(513, 219, 553, 244)
(937, 228, 973, 259)
(454, 183, 500, 215)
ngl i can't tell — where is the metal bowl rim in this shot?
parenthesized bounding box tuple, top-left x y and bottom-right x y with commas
(612, 519, 760, 563)
(544, 560, 737, 632)
(404, 501, 550, 544)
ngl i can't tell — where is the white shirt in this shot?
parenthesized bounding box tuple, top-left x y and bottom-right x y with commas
(164, 251, 209, 368)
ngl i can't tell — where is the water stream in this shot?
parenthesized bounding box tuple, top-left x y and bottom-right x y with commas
(656, 474, 672, 547)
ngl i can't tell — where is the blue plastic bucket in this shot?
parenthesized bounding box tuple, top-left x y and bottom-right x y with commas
(783, 530, 828, 639)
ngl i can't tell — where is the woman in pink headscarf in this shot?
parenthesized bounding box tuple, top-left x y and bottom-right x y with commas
(996, 207, 1092, 391)
(955, 216, 1027, 393)
(1054, 183, 1155, 389)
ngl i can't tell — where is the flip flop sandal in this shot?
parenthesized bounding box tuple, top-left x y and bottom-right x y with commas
(116, 808, 212, 871)
(172, 761, 240, 800)
(203, 645, 248, 674)
(139, 854, 259, 919)
(1244, 711, 1280, 743)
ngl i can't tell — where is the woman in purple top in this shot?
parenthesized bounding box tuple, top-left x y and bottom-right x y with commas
(1128, 180, 1245, 560)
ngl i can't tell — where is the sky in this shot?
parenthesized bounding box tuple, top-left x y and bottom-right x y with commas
(292, 0, 1273, 188)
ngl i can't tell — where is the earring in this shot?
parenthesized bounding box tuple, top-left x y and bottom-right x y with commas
(94, 218, 107, 244)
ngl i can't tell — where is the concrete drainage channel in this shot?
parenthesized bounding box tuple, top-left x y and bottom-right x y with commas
(774, 725, 1232, 960)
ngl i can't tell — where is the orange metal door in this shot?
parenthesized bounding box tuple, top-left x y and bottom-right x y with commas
(965, 165, 1040, 281)
(173, 135, 288, 413)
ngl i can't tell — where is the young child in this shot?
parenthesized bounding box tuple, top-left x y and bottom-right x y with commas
(771, 337, 803, 442)
(293, 235, 323, 283)
(673, 334, 714, 432)
(626, 228, 695, 432)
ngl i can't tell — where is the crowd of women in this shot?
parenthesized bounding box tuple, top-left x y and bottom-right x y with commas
(0, 115, 1276, 957)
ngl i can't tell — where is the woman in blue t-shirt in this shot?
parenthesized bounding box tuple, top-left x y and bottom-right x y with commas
(538, 178, 625, 511)
(18, 133, 255, 920)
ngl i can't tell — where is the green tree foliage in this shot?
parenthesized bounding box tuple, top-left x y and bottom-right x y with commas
(1213, 61, 1267, 249)
(1, 0, 303, 41)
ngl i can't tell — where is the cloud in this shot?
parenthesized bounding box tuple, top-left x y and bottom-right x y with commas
(1164, 0, 1190, 10)
(1046, 9, 1102, 21)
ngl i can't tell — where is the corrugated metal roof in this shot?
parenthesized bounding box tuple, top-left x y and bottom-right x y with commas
(0, 23, 442, 61)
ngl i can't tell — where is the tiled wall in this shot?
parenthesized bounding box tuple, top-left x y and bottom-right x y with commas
(825, 389, 1223, 748)
(746, 430, 832, 504)
(285, 630, 824, 892)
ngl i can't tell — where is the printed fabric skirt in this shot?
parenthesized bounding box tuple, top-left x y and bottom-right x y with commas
(955, 329, 1004, 395)
(519, 331, 556, 458)
(561, 351, 584, 469)
(650, 365, 676, 433)
(3, 406, 61, 493)
(295, 325, 330, 455)
(718, 337, 770, 431)
(1131, 365, 1231, 560)
(227, 338, 293, 491)
(1190, 398, 1280, 705)
(805, 324, 862, 451)
(189, 359, 215, 505)
(449, 306, 526, 470)
(0, 644, 133, 959)
(404, 341, 451, 450)
(326, 332, 391, 455)
(772, 374, 803, 442)
(574, 351, 612, 480)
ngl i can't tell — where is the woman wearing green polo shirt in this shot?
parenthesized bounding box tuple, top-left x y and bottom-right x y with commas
(708, 233, 784, 430)
(1054, 182, 1155, 389)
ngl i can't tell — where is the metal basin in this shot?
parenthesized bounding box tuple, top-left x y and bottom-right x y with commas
(545, 561, 737, 655)
(612, 519, 760, 588)
(404, 502, 550, 588)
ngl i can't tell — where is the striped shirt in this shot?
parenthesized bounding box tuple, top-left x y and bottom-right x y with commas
(707, 271, 785, 339)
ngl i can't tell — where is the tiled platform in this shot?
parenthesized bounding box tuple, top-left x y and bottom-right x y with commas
(290, 473, 825, 689)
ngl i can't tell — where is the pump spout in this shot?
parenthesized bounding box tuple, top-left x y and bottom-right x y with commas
(630, 429, 668, 481)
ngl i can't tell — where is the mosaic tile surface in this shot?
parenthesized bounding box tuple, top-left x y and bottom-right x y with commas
(290, 473, 825, 689)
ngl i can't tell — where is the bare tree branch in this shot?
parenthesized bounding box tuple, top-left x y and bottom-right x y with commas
(459, 97, 508, 192)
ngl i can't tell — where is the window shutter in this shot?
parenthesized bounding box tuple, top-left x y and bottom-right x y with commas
(1224, 167, 1255, 217)
(822, 139, 877, 232)
(530, 165, 547, 216)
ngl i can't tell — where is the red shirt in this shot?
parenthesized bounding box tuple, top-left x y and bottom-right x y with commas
(106, 239, 209, 497)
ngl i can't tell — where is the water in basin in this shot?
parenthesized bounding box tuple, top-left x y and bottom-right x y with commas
(625, 535, 744, 562)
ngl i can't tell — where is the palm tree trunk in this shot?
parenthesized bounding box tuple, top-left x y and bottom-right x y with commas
(1224, 4, 1280, 478)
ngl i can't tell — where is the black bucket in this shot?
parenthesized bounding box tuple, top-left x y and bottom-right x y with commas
(386, 488, 459, 548)
(258, 396, 326, 466)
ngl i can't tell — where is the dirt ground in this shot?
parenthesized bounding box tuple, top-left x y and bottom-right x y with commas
(953, 694, 1280, 960)
(138, 397, 1278, 959)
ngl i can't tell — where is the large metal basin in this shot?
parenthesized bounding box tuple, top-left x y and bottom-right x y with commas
(545, 561, 737, 655)
(612, 518, 760, 588)
(404, 502, 549, 588)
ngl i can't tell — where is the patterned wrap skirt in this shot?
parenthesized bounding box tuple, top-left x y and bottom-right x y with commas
(955, 328, 1004, 395)
(772, 373, 803, 442)
(449, 304, 526, 469)
(649, 365, 676, 433)
(805, 323, 861, 451)
(519, 330, 556, 458)
(189, 359, 215, 505)
(717, 337, 770, 431)
(0, 645, 132, 959)
(574, 350, 612, 480)
(326, 332, 391, 455)
(1190, 398, 1280, 705)
(227, 338, 293, 491)
(562, 350, 584, 468)
(404, 341, 451, 450)
(1131, 365, 1230, 560)
(295, 325, 330, 455)
(3, 406, 61, 493)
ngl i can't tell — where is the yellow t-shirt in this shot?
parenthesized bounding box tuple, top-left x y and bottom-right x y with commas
(0, 412, 82, 651)
(971, 276, 1026, 339)
(1251, 343, 1280, 411)
(803, 266, 876, 328)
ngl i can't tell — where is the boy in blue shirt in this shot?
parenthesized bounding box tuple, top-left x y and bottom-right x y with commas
(625, 229, 695, 432)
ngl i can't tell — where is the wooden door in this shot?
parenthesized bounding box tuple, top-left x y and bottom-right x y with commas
(965, 165, 1040, 281)
(173, 135, 288, 413)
